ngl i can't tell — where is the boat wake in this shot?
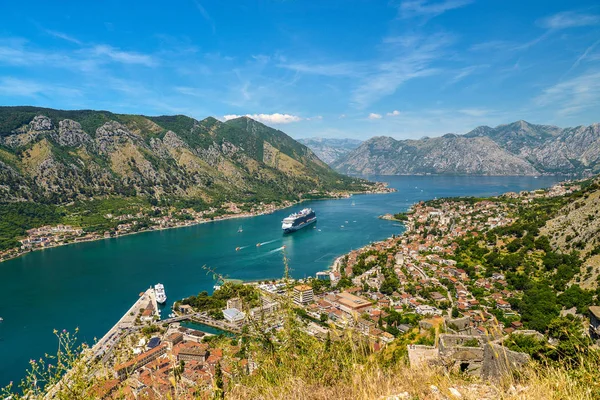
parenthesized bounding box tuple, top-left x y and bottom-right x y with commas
(258, 239, 278, 247)
(268, 246, 286, 254)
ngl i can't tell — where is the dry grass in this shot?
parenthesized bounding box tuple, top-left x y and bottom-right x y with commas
(227, 358, 600, 400)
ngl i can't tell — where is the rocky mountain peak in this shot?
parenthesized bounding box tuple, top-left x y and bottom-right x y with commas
(30, 115, 54, 131)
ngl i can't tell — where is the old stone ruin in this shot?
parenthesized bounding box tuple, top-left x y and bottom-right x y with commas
(408, 320, 541, 380)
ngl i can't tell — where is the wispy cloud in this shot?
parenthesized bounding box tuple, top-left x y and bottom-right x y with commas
(0, 38, 157, 70)
(538, 11, 600, 30)
(90, 45, 157, 66)
(387, 110, 401, 116)
(446, 64, 488, 85)
(223, 113, 303, 124)
(0, 77, 81, 98)
(568, 39, 600, 73)
(352, 33, 453, 108)
(45, 29, 82, 45)
(535, 70, 600, 116)
(368, 113, 382, 119)
(277, 61, 365, 77)
(193, 0, 216, 34)
(398, 0, 473, 19)
(458, 108, 491, 117)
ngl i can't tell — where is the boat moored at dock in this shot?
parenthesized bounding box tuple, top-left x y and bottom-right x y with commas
(154, 283, 167, 304)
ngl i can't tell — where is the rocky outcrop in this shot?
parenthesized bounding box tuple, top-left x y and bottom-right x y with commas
(52, 119, 92, 147)
(1, 115, 56, 148)
(95, 121, 143, 154)
(334, 120, 600, 176)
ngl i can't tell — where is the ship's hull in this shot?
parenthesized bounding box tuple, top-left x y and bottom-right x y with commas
(283, 217, 317, 233)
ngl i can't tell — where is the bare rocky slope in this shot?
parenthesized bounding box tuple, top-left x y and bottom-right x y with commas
(333, 120, 600, 176)
(0, 106, 369, 204)
(541, 180, 600, 289)
(298, 137, 362, 164)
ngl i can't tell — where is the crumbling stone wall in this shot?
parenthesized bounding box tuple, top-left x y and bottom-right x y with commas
(481, 342, 530, 380)
(438, 334, 486, 375)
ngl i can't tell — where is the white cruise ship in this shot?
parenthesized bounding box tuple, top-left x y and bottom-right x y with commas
(154, 283, 167, 304)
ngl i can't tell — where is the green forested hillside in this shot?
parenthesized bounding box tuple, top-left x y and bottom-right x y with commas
(0, 106, 370, 205)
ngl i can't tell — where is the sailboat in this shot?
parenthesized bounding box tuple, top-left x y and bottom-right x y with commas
(351, 200, 355, 206)
(237, 226, 243, 233)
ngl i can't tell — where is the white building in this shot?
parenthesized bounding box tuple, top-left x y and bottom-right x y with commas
(223, 308, 246, 325)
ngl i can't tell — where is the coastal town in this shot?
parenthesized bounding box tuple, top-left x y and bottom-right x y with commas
(61, 179, 600, 398)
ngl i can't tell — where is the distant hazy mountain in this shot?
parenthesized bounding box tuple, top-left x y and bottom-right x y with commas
(333, 121, 600, 176)
(298, 137, 362, 164)
(0, 106, 370, 203)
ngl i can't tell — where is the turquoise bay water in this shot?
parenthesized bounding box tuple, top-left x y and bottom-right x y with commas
(0, 176, 561, 385)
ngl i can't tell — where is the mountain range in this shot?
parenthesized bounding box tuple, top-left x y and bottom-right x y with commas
(297, 137, 362, 164)
(0, 106, 369, 205)
(330, 121, 600, 176)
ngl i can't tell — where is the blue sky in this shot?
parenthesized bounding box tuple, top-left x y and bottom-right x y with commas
(0, 0, 599, 139)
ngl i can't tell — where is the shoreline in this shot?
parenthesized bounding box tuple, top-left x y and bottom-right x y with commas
(0, 186, 394, 265)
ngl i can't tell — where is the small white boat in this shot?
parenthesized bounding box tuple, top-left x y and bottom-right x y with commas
(238, 226, 243, 233)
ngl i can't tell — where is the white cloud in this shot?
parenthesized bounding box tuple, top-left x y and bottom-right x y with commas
(0, 77, 81, 97)
(568, 39, 600, 73)
(387, 110, 401, 116)
(45, 30, 82, 45)
(193, 0, 216, 34)
(223, 113, 303, 124)
(535, 70, 600, 116)
(399, 0, 473, 19)
(458, 108, 491, 117)
(90, 45, 157, 66)
(538, 11, 600, 30)
(352, 33, 453, 108)
(447, 65, 488, 85)
(277, 61, 365, 77)
(368, 113, 383, 119)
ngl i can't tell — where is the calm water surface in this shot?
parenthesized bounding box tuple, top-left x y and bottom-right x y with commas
(0, 175, 561, 384)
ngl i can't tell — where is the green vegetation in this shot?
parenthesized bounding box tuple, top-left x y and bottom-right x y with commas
(0, 202, 62, 251)
(180, 283, 262, 316)
(504, 315, 592, 367)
